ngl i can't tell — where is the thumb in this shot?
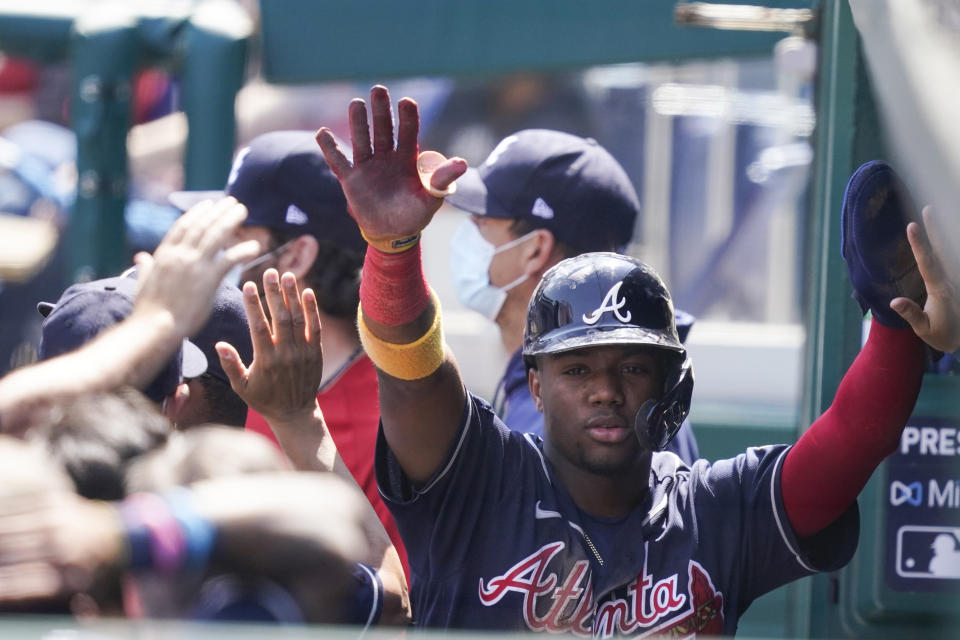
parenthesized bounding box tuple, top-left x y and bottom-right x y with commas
(133, 251, 154, 281)
(418, 152, 466, 197)
(215, 342, 249, 393)
(890, 298, 929, 334)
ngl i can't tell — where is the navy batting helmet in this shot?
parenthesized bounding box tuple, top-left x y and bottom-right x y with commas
(523, 252, 693, 450)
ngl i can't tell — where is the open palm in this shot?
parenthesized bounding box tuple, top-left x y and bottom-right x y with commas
(316, 85, 466, 242)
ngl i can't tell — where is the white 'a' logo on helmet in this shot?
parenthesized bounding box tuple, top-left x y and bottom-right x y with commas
(582, 280, 632, 325)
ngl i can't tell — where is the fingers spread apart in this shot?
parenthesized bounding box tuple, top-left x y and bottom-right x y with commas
(316, 127, 353, 179)
(370, 85, 395, 155)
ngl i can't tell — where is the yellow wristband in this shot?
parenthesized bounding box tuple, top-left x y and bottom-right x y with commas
(357, 293, 444, 380)
(360, 228, 422, 254)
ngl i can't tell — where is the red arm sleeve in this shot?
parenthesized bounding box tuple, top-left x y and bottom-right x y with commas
(359, 243, 430, 326)
(782, 319, 925, 538)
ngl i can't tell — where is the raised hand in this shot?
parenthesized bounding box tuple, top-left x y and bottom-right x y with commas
(216, 269, 324, 424)
(0, 197, 263, 431)
(133, 196, 261, 339)
(315, 85, 467, 243)
(891, 206, 960, 353)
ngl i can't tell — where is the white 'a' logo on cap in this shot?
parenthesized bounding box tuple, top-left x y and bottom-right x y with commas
(285, 204, 309, 225)
(531, 197, 554, 220)
(583, 280, 632, 325)
(227, 147, 252, 188)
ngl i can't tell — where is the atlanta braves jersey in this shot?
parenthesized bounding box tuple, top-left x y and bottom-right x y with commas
(376, 393, 859, 636)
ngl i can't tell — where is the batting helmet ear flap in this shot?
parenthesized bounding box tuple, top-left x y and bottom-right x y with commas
(634, 355, 693, 451)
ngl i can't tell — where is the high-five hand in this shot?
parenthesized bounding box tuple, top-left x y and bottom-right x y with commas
(891, 206, 960, 353)
(134, 197, 260, 340)
(216, 269, 324, 424)
(315, 85, 467, 248)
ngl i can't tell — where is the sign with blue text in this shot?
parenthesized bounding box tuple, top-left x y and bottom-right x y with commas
(885, 419, 960, 592)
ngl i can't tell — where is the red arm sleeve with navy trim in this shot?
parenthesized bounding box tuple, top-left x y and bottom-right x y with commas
(782, 319, 925, 538)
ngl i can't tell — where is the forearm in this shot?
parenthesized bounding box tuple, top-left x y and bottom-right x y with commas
(265, 405, 396, 564)
(336, 454, 398, 567)
(378, 544, 412, 625)
(359, 242, 434, 342)
(358, 243, 465, 484)
(266, 404, 339, 473)
(782, 320, 925, 537)
(0, 309, 179, 432)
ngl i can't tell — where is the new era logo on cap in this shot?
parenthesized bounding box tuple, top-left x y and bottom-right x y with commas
(531, 197, 554, 220)
(285, 204, 309, 226)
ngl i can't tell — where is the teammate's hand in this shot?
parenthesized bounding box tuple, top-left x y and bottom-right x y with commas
(0, 439, 123, 606)
(133, 197, 261, 340)
(315, 85, 467, 241)
(890, 206, 960, 353)
(216, 269, 324, 424)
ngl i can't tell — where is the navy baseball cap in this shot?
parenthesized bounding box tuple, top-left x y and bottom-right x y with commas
(118, 269, 252, 386)
(840, 160, 925, 328)
(169, 130, 365, 252)
(446, 129, 639, 252)
(189, 282, 253, 385)
(37, 276, 207, 404)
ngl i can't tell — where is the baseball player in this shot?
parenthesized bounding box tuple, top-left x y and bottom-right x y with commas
(445, 128, 698, 463)
(315, 86, 951, 635)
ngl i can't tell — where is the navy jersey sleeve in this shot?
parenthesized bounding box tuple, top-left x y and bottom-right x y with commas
(501, 385, 544, 437)
(375, 392, 539, 580)
(688, 445, 859, 611)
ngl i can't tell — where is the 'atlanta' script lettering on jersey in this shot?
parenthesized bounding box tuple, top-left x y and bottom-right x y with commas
(582, 280, 632, 325)
(477, 541, 724, 637)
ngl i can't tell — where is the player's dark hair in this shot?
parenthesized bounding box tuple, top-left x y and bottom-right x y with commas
(192, 372, 248, 427)
(268, 229, 363, 320)
(28, 387, 170, 500)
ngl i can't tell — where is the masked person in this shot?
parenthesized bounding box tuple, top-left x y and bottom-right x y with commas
(446, 129, 698, 463)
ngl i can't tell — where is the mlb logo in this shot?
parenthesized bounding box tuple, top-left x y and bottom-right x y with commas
(895, 526, 960, 579)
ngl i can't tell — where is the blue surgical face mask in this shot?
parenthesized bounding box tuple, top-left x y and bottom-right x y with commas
(449, 219, 537, 321)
